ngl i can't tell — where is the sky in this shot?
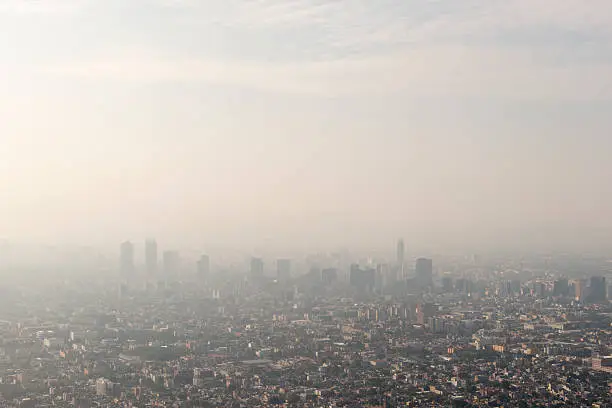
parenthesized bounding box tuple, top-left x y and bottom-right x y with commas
(2, 0, 612, 253)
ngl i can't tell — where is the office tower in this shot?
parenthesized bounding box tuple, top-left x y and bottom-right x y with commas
(375, 263, 388, 291)
(498, 280, 514, 297)
(531, 281, 546, 298)
(163, 250, 180, 277)
(145, 239, 158, 277)
(574, 279, 586, 301)
(349, 264, 376, 291)
(442, 276, 453, 293)
(250, 257, 264, 278)
(396, 239, 405, 278)
(120, 241, 134, 276)
(276, 259, 291, 282)
(415, 257, 433, 287)
(381, 263, 397, 284)
(589, 276, 607, 303)
(197, 254, 210, 280)
(396, 239, 405, 265)
(375, 263, 390, 284)
(553, 278, 569, 297)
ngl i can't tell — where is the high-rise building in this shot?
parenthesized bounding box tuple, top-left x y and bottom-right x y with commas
(375, 263, 388, 291)
(589, 276, 607, 303)
(197, 254, 210, 280)
(553, 278, 569, 297)
(349, 264, 376, 292)
(250, 257, 264, 278)
(375, 263, 391, 286)
(396, 239, 405, 266)
(276, 259, 291, 282)
(322, 268, 338, 285)
(120, 241, 134, 276)
(574, 279, 586, 301)
(442, 276, 453, 292)
(415, 257, 433, 287)
(145, 239, 158, 277)
(163, 250, 180, 277)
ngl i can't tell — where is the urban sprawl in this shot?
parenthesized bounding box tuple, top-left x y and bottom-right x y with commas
(1, 240, 611, 407)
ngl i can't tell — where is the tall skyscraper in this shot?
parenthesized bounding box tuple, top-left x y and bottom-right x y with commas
(197, 254, 210, 280)
(276, 259, 291, 282)
(163, 250, 180, 277)
(396, 239, 405, 266)
(376, 263, 391, 286)
(145, 239, 158, 277)
(415, 257, 433, 287)
(349, 264, 376, 292)
(250, 257, 264, 278)
(589, 276, 607, 303)
(553, 278, 569, 297)
(120, 241, 134, 276)
(573, 279, 586, 301)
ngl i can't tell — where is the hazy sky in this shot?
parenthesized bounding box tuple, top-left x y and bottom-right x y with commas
(2, 0, 612, 252)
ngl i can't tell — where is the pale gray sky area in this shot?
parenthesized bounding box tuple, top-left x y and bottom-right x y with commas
(2, 0, 612, 252)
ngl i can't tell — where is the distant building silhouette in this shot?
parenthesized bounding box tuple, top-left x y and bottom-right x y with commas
(553, 278, 569, 297)
(442, 276, 453, 293)
(589, 276, 607, 303)
(145, 239, 157, 277)
(415, 257, 433, 287)
(250, 257, 264, 278)
(321, 268, 338, 285)
(574, 279, 587, 301)
(349, 264, 376, 292)
(396, 239, 405, 266)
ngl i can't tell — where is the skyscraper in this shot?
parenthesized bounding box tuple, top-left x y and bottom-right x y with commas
(396, 239, 406, 280)
(553, 278, 569, 297)
(276, 259, 291, 282)
(589, 276, 607, 303)
(396, 239, 405, 266)
(145, 239, 158, 277)
(120, 241, 134, 276)
(250, 257, 264, 278)
(574, 279, 586, 301)
(349, 264, 376, 292)
(197, 254, 210, 280)
(415, 257, 433, 287)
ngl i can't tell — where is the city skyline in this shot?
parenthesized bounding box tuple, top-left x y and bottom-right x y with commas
(2, 2, 612, 406)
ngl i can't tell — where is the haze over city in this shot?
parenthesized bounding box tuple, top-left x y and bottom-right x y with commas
(2, 0, 612, 253)
(5, 2, 612, 407)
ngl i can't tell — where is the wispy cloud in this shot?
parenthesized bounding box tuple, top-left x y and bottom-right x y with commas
(43, 45, 612, 101)
(36, 0, 612, 100)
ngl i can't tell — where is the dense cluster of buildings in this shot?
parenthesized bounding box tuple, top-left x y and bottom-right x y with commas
(0, 240, 611, 406)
